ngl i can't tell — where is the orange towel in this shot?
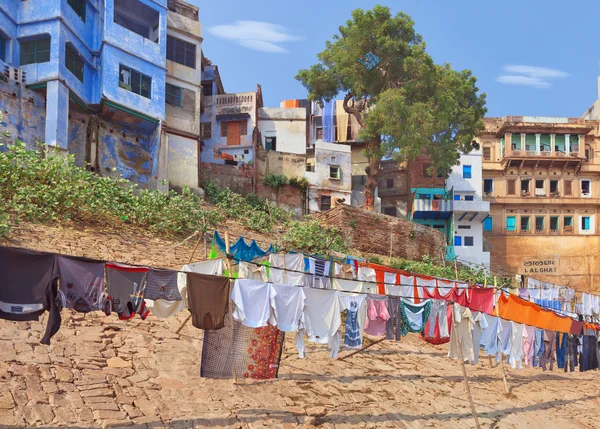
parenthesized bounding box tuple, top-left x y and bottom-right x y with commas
(283, 100, 299, 108)
(497, 293, 573, 334)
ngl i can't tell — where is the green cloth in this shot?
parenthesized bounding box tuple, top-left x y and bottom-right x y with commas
(400, 300, 432, 337)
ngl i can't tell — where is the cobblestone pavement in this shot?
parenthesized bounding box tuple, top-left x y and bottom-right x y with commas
(1, 310, 599, 429)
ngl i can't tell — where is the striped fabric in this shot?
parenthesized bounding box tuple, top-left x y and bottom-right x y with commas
(144, 268, 182, 301)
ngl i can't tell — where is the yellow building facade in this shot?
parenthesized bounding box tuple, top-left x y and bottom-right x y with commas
(479, 116, 600, 291)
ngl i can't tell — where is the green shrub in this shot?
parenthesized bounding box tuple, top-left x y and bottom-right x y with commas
(283, 218, 348, 254)
(262, 174, 288, 189)
(0, 141, 220, 237)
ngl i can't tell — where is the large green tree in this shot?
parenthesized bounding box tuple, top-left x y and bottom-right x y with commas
(296, 5, 487, 209)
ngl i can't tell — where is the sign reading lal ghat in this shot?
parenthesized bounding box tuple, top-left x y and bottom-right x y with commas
(522, 259, 558, 274)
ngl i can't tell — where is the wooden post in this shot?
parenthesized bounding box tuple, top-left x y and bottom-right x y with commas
(174, 233, 206, 335)
(454, 258, 459, 280)
(500, 355, 510, 394)
(388, 225, 393, 265)
(224, 231, 238, 385)
(337, 337, 386, 361)
(451, 304, 481, 429)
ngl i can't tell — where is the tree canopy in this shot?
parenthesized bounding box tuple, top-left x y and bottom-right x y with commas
(296, 5, 487, 203)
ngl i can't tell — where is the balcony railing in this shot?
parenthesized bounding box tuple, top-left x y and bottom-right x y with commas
(204, 92, 255, 108)
(504, 149, 581, 159)
(412, 199, 453, 213)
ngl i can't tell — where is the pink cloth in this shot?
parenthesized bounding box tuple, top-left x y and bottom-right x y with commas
(523, 325, 535, 367)
(364, 298, 389, 336)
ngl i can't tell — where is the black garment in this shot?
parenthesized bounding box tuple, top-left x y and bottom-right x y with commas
(0, 246, 61, 344)
(57, 255, 104, 312)
(105, 263, 148, 320)
(580, 335, 599, 372)
(564, 334, 579, 373)
(386, 296, 402, 341)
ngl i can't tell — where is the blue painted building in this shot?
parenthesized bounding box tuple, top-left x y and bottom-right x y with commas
(0, 0, 169, 186)
(409, 187, 456, 262)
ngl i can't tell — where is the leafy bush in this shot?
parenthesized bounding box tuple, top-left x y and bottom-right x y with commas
(0, 141, 220, 237)
(202, 180, 294, 232)
(262, 174, 288, 189)
(288, 176, 309, 192)
(283, 218, 348, 254)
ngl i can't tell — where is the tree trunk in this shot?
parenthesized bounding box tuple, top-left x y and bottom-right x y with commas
(363, 138, 382, 211)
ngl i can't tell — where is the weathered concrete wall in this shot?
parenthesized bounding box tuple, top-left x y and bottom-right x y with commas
(486, 235, 600, 292)
(314, 142, 351, 192)
(67, 109, 90, 167)
(0, 78, 46, 148)
(255, 146, 306, 179)
(258, 107, 306, 155)
(166, 5, 202, 137)
(96, 118, 158, 186)
(167, 133, 198, 188)
(199, 162, 254, 194)
(316, 205, 446, 264)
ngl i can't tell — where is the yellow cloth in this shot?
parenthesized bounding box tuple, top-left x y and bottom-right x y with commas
(335, 100, 349, 142)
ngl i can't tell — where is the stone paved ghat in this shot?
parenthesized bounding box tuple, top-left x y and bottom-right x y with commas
(1, 310, 600, 429)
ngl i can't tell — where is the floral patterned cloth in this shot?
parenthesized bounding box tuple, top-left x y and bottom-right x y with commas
(201, 301, 284, 380)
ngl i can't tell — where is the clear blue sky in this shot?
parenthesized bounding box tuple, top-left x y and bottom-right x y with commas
(189, 0, 600, 118)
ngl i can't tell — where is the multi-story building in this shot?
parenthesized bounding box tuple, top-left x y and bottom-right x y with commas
(480, 116, 600, 289)
(164, 0, 203, 191)
(446, 147, 491, 270)
(0, 0, 169, 187)
(199, 58, 261, 166)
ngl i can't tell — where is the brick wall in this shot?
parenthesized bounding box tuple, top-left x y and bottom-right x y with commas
(198, 162, 255, 194)
(316, 205, 446, 264)
(199, 161, 305, 215)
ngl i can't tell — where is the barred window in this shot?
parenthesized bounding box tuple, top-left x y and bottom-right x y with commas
(119, 64, 151, 99)
(65, 44, 84, 82)
(20, 36, 50, 65)
(201, 122, 211, 139)
(68, 0, 86, 22)
(167, 36, 196, 68)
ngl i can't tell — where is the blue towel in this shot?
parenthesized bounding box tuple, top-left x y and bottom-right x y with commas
(323, 99, 335, 143)
(213, 231, 275, 261)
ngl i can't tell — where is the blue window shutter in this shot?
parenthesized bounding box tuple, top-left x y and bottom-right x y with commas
(507, 216, 516, 231)
(484, 217, 493, 231)
(454, 236, 462, 246)
(583, 217, 590, 230)
(454, 195, 460, 201)
(463, 165, 472, 179)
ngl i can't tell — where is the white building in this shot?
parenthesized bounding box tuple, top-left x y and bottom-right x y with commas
(306, 142, 352, 213)
(258, 107, 307, 154)
(446, 146, 491, 271)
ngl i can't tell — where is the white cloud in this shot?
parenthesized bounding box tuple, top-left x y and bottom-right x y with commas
(496, 75, 551, 89)
(239, 40, 289, 54)
(208, 21, 304, 54)
(497, 64, 568, 89)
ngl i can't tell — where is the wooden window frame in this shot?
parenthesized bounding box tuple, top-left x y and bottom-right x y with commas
(167, 35, 196, 69)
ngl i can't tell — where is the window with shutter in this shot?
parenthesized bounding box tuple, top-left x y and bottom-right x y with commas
(483, 147, 491, 160)
(506, 216, 516, 232)
(507, 179, 516, 195)
(483, 217, 493, 232)
(201, 123, 211, 139)
(564, 181, 572, 196)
